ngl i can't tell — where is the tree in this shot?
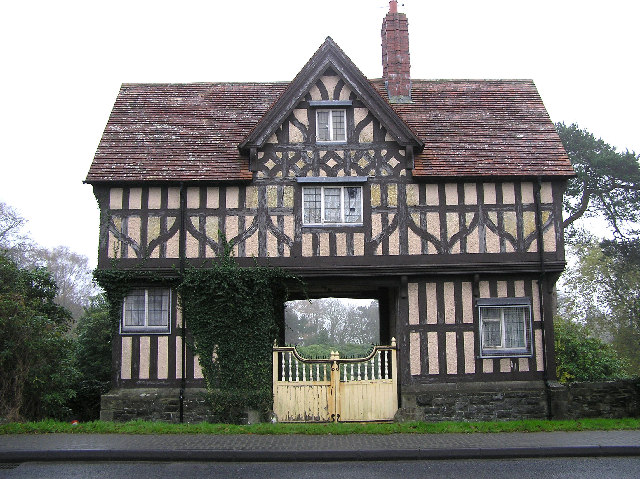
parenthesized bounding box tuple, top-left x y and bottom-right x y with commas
(554, 318, 628, 383)
(0, 252, 78, 421)
(68, 295, 112, 420)
(598, 239, 640, 373)
(0, 202, 26, 246)
(0, 202, 97, 321)
(559, 237, 640, 375)
(556, 123, 640, 239)
(36, 246, 96, 321)
(0, 202, 37, 266)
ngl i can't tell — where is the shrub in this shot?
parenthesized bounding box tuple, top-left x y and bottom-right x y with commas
(554, 318, 628, 383)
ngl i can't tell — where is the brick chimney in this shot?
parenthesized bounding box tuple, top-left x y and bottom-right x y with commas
(381, 0, 411, 103)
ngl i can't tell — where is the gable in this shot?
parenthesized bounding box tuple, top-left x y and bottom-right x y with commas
(263, 71, 393, 146)
(239, 37, 423, 155)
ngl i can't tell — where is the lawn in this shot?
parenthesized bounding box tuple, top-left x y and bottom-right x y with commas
(1, 418, 639, 435)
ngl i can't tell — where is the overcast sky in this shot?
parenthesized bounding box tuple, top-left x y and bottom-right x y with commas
(1, 0, 638, 267)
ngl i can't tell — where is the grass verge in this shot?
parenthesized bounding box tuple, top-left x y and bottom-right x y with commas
(1, 418, 639, 435)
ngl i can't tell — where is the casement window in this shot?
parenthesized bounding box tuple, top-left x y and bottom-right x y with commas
(316, 109, 346, 142)
(121, 288, 171, 333)
(303, 185, 362, 225)
(477, 298, 532, 358)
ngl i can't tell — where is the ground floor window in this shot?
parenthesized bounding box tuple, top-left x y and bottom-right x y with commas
(477, 298, 532, 358)
(121, 288, 171, 333)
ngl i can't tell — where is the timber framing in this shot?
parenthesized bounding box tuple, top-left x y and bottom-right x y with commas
(88, 3, 574, 422)
(239, 37, 423, 153)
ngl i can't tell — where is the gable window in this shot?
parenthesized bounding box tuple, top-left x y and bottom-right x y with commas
(477, 298, 532, 358)
(316, 109, 346, 142)
(303, 185, 362, 225)
(122, 288, 171, 334)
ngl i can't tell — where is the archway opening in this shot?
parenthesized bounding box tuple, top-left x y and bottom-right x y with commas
(284, 297, 380, 359)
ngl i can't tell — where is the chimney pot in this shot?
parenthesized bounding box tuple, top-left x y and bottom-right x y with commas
(389, 0, 397, 14)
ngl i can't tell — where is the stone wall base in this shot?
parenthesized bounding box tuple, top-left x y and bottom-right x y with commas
(396, 381, 549, 422)
(100, 388, 214, 423)
(102, 380, 639, 423)
(396, 379, 640, 422)
(553, 380, 640, 419)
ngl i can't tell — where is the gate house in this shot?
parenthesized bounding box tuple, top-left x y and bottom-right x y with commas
(88, 1, 573, 422)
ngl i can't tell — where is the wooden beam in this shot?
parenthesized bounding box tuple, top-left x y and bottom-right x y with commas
(405, 145, 414, 169)
(249, 148, 258, 172)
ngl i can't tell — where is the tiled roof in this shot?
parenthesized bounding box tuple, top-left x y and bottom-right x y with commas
(86, 83, 288, 183)
(372, 79, 572, 178)
(86, 79, 572, 183)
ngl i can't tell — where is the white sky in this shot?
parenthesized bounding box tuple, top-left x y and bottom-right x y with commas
(1, 0, 638, 267)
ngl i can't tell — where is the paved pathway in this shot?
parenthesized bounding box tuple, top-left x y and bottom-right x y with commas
(1, 430, 639, 462)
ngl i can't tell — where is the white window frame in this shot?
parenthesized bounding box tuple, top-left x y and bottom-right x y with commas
(316, 109, 346, 143)
(478, 299, 532, 358)
(302, 185, 363, 226)
(121, 288, 171, 334)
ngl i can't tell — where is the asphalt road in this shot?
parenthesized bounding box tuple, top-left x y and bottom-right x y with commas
(2, 458, 640, 479)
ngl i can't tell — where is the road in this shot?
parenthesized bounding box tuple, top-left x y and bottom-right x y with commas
(2, 458, 640, 479)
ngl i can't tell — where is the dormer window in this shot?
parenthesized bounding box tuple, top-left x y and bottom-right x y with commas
(317, 109, 346, 142)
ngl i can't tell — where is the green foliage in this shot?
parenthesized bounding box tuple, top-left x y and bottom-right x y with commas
(0, 252, 78, 421)
(178, 255, 294, 422)
(68, 295, 112, 420)
(556, 122, 640, 239)
(560, 238, 640, 376)
(554, 318, 628, 383)
(94, 248, 299, 423)
(599, 239, 640, 373)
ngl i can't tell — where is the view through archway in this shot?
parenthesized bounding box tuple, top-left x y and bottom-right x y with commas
(284, 298, 380, 359)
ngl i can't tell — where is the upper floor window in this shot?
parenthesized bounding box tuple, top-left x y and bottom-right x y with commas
(317, 109, 346, 142)
(477, 298, 532, 358)
(122, 288, 171, 334)
(303, 185, 362, 225)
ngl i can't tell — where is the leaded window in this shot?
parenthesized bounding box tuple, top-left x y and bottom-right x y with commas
(122, 288, 171, 333)
(316, 109, 346, 142)
(478, 299, 532, 357)
(302, 186, 362, 225)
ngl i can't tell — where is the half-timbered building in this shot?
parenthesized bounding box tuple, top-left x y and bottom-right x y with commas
(87, 1, 573, 422)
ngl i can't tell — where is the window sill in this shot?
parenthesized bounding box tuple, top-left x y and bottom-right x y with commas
(302, 223, 364, 228)
(479, 351, 533, 359)
(120, 328, 171, 335)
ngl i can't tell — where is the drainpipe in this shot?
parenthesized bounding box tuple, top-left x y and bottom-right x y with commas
(179, 182, 187, 423)
(534, 177, 552, 419)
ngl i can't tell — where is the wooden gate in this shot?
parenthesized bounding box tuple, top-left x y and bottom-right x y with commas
(272, 339, 397, 422)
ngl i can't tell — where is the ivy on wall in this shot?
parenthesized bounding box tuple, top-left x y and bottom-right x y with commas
(94, 254, 298, 423)
(179, 256, 294, 421)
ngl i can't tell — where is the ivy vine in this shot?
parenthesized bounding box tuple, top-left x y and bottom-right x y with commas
(94, 251, 299, 423)
(178, 254, 295, 421)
